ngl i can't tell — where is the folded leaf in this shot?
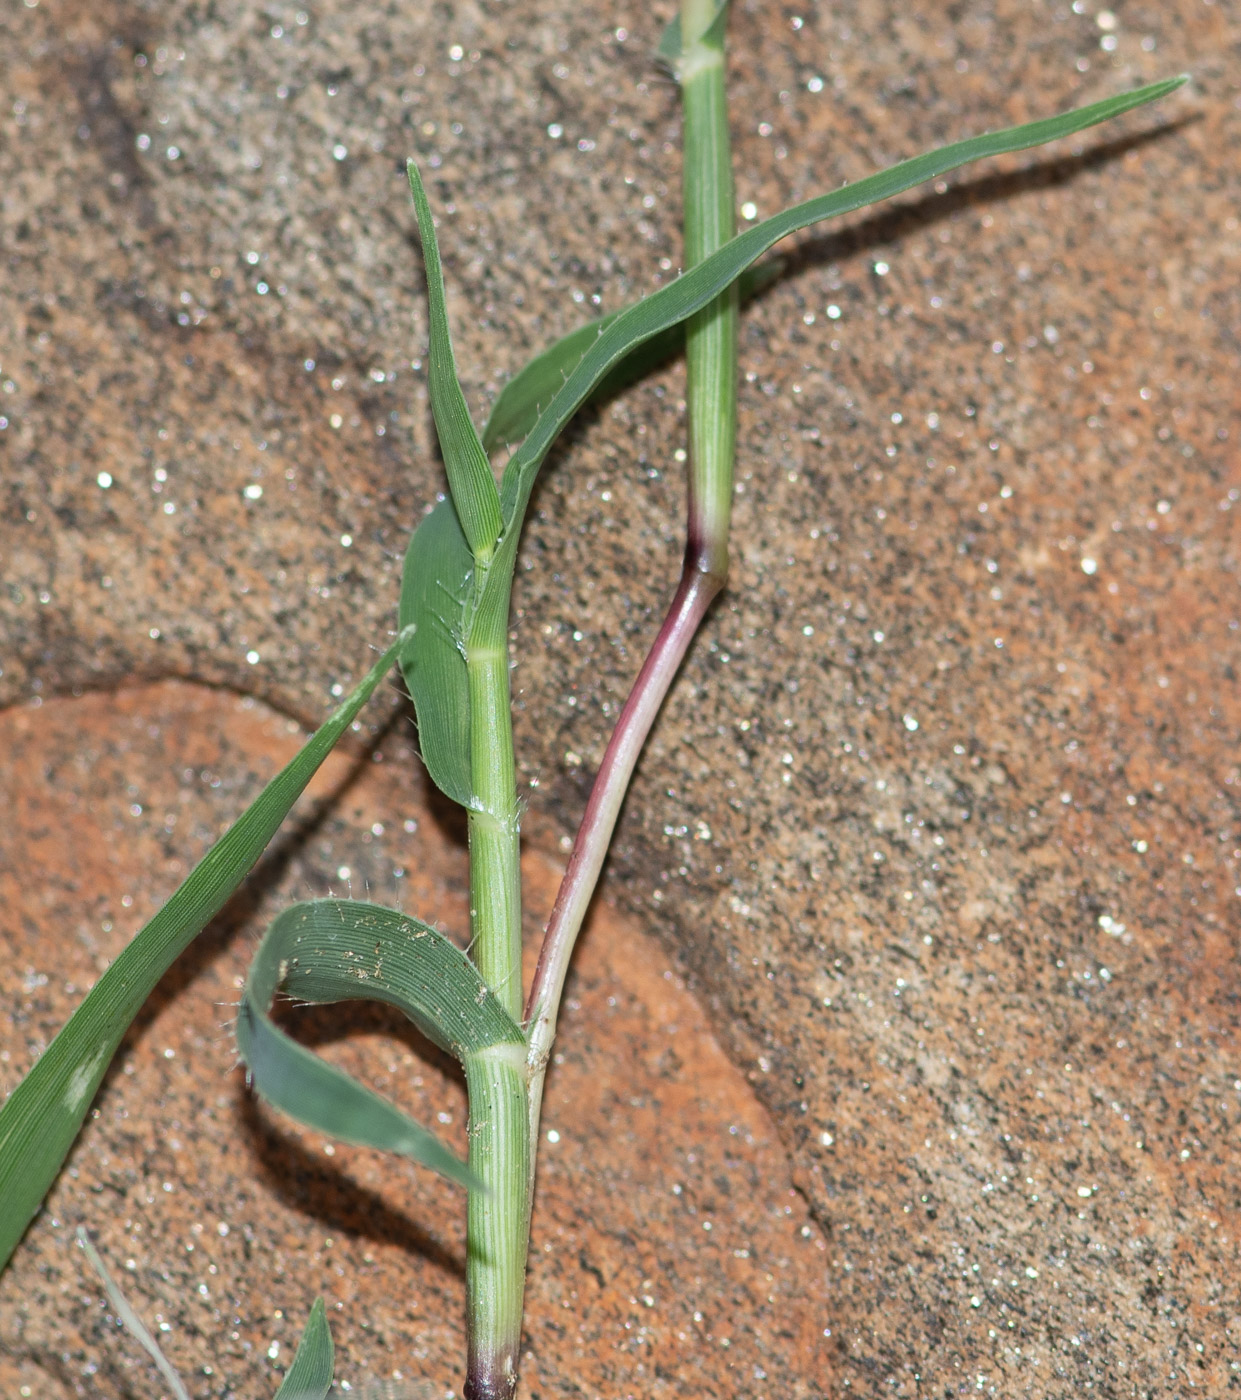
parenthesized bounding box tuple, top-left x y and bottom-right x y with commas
(0, 637, 407, 1274)
(398, 497, 475, 808)
(236, 899, 526, 1190)
(407, 161, 503, 557)
(272, 1297, 334, 1400)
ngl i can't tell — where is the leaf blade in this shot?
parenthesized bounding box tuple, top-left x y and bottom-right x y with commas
(237, 988, 475, 1186)
(272, 1298, 335, 1400)
(498, 77, 1186, 531)
(398, 497, 475, 807)
(407, 160, 502, 557)
(236, 898, 525, 1190)
(247, 899, 525, 1058)
(77, 1229, 192, 1400)
(480, 261, 782, 456)
(0, 638, 405, 1273)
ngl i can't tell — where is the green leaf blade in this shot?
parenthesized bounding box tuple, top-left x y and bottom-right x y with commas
(0, 639, 405, 1274)
(398, 497, 475, 808)
(236, 898, 525, 1190)
(272, 1298, 335, 1400)
(407, 160, 502, 557)
(498, 77, 1186, 531)
(237, 991, 475, 1186)
(480, 262, 781, 456)
(247, 899, 525, 1058)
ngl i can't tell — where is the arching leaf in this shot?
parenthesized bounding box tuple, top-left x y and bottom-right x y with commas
(236, 899, 525, 1190)
(496, 77, 1186, 541)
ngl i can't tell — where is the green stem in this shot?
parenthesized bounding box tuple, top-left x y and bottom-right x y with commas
(681, 0, 738, 578)
(466, 641, 523, 1025)
(463, 1043, 529, 1400)
(464, 578, 528, 1399)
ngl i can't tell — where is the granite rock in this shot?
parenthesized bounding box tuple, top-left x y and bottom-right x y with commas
(2, 0, 1239, 1393)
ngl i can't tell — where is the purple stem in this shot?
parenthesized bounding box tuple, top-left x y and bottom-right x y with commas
(523, 0, 736, 1172)
(524, 540, 725, 1071)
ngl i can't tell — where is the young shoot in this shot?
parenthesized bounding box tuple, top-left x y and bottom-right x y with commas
(0, 7, 1186, 1395)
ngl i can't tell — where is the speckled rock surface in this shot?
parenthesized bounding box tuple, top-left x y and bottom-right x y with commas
(3, 0, 1239, 1394)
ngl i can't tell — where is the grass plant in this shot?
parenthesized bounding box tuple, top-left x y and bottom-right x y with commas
(0, 5, 1184, 1395)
